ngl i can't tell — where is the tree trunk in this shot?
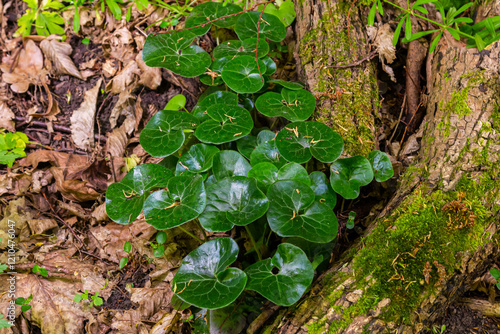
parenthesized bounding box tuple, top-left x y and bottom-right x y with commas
(256, 1, 500, 333)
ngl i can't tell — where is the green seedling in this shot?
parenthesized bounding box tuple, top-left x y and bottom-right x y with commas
(15, 294, 33, 312)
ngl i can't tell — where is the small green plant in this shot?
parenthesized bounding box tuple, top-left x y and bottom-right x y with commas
(368, 0, 500, 52)
(0, 131, 30, 167)
(119, 241, 132, 269)
(105, 0, 394, 321)
(32, 264, 48, 277)
(149, 231, 167, 257)
(74, 290, 103, 307)
(15, 0, 65, 37)
(432, 324, 446, 334)
(15, 294, 33, 312)
(490, 268, 500, 289)
(0, 314, 12, 329)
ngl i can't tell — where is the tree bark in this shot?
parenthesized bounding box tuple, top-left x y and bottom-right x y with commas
(256, 1, 500, 333)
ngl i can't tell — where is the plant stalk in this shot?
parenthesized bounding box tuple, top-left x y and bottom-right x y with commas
(245, 226, 262, 261)
(178, 226, 204, 243)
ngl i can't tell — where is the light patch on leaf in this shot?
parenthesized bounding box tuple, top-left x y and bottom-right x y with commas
(40, 37, 83, 80)
(70, 79, 102, 150)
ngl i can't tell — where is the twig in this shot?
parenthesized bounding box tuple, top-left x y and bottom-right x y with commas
(388, 93, 406, 143)
(324, 49, 378, 68)
(255, 2, 269, 82)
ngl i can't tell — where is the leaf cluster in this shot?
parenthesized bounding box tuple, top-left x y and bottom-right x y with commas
(0, 131, 29, 167)
(15, 294, 33, 312)
(74, 290, 103, 307)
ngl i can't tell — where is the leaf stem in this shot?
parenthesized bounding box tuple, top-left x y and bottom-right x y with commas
(194, 218, 208, 242)
(382, 0, 475, 40)
(178, 226, 204, 243)
(245, 225, 262, 261)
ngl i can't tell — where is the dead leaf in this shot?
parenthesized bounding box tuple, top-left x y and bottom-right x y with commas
(0, 101, 15, 131)
(135, 94, 143, 134)
(70, 79, 102, 150)
(102, 58, 118, 77)
(109, 90, 136, 134)
(105, 61, 140, 94)
(50, 167, 101, 202)
(91, 203, 108, 222)
(22, 150, 91, 176)
(0, 40, 46, 93)
(136, 50, 162, 90)
(27, 218, 58, 235)
(40, 37, 83, 80)
(367, 24, 396, 82)
(106, 124, 128, 158)
(102, 27, 136, 63)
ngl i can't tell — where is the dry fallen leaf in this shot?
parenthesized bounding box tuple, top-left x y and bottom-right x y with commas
(0, 39, 46, 93)
(136, 50, 162, 90)
(70, 79, 102, 150)
(0, 101, 15, 131)
(106, 124, 128, 158)
(105, 61, 140, 94)
(40, 37, 83, 80)
(109, 90, 136, 134)
(102, 27, 136, 63)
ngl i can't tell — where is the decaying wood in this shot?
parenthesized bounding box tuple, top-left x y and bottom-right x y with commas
(458, 298, 500, 318)
(256, 0, 500, 333)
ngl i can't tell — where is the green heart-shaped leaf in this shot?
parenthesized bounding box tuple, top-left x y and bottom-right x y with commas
(176, 144, 220, 175)
(368, 150, 394, 182)
(236, 135, 258, 159)
(257, 130, 276, 144)
(286, 237, 334, 270)
(247, 162, 278, 192)
(275, 121, 344, 163)
(269, 79, 304, 90)
(309, 171, 337, 210)
(221, 55, 265, 94)
(199, 176, 269, 232)
(261, 0, 296, 27)
(213, 38, 269, 59)
(256, 89, 316, 122)
(235, 12, 286, 42)
(185, 2, 242, 35)
(245, 243, 313, 306)
(192, 91, 239, 123)
(164, 94, 187, 111)
(199, 57, 229, 86)
(106, 164, 173, 225)
(212, 150, 251, 180)
(143, 174, 206, 229)
(261, 57, 277, 75)
(277, 162, 310, 186)
(250, 140, 286, 168)
(140, 110, 199, 158)
(267, 180, 338, 243)
(172, 238, 247, 309)
(195, 104, 253, 144)
(143, 31, 212, 77)
(330, 156, 374, 199)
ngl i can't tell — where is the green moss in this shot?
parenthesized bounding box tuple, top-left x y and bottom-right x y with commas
(351, 172, 497, 324)
(299, 5, 376, 156)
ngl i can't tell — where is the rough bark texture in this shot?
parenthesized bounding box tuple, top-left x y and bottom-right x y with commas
(257, 1, 500, 333)
(293, 0, 378, 156)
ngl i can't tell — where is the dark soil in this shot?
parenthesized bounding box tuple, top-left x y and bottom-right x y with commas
(103, 266, 152, 311)
(435, 304, 500, 334)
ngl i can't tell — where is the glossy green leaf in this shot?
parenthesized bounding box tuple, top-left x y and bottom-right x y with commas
(185, 2, 242, 36)
(262, 0, 296, 27)
(247, 162, 278, 192)
(221, 55, 265, 94)
(269, 79, 304, 90)
(119, 257, 128, 269)
(209, 303, 246, 334)
(267, 180, 338, 243)
(235, 11, 286, 42)
(261, 57, 277, 75)
(199, 57, 228, 86)
(195, 104, 253, 144)
(124, 241, 132, 253)
(172, 238, 247, 309)
(277, 163, 310, 186)
(156, 231, 167, 244)
(250, 140, 286, 168)
(275, 121, 344, 163)
(330, 156, 374, 199)
(154, 245, 165, 257)
(212, 150, 251, 180)
(140, 110, 199, 158)
(164, 94, 187, 111)
(286, 237, 334, 270)
(143, 174, 206, 229)
(105, 164, 173, 225)
(176, 144, 220, 174)
(213, 38, 269, 59)
(143, 31, 212, 77)
(192, 91, 238, 123)
(257, 130, 276, 144)
(245, 243, 313, 306)
(171, 293, 191, 310)
(368, 150, 394, 182)
(267, 181, 338, 242)
(256, 88, 316, 122)
(199, 177, 269, 232)
(236, 135, 258, 159)
(309, 171, 337, 210)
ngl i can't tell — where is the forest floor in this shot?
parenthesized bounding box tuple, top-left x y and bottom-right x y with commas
(0, 1, 500, 333)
